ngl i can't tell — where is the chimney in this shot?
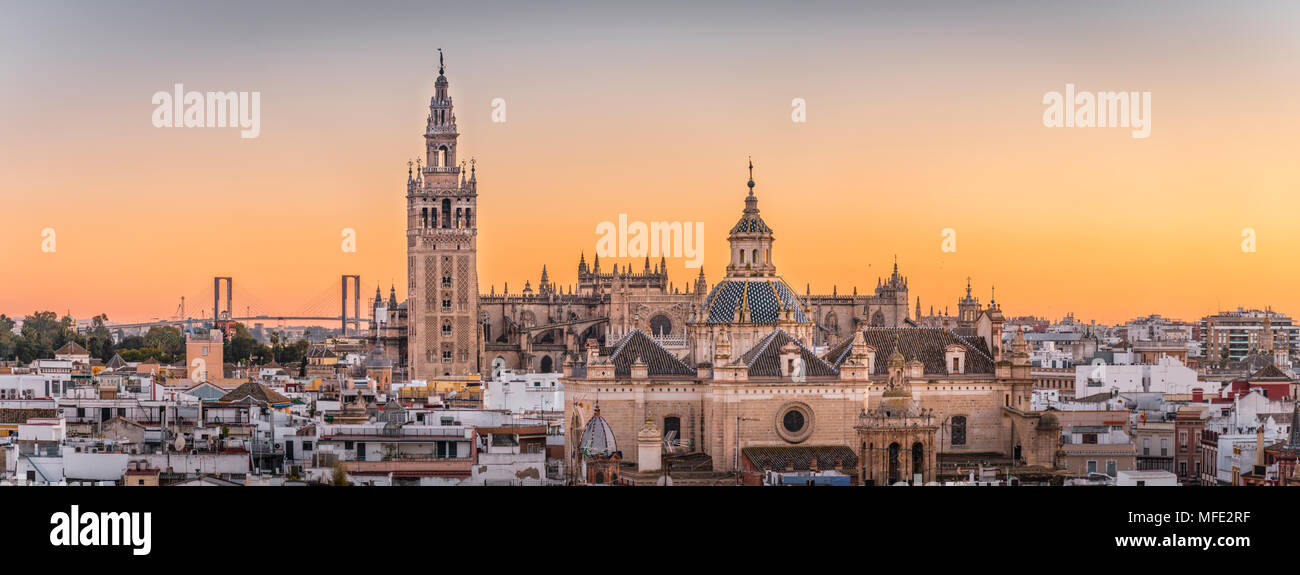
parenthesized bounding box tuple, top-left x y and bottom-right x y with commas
(1192, 388, 1203, 403)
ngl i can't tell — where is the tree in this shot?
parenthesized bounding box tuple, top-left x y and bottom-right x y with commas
(225, 323, 259, 365)
(85, 314, 114, 362)
(0, 314, 17, 361)
(14, 311, 79, 363)
(331, 461, 351, 486)
(143, 325, 185, 357)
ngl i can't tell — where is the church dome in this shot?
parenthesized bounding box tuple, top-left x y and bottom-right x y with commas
(702, 277, 809, 324)
(579, 407, 618, 455)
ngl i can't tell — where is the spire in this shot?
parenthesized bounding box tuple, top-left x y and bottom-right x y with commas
(389, 284, 398, 307)
(747, 156, 755, 195)
(438, 47, 445, 75)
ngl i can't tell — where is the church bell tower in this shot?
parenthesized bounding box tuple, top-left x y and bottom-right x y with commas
(407, 50, 480, 379)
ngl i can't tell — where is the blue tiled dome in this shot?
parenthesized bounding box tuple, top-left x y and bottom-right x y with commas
(702, 278, 809, 324)
(729, 216, 772, 234)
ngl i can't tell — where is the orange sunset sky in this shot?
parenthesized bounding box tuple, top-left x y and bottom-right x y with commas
(2, 1, 1299, 326)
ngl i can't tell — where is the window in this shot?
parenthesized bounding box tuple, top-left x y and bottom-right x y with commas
(952, 357, 960, 372)
(1179, 431, 1188, 451)
(1086, 460, 1097, 474)
(1143, 438, 1150, 456)
(775, 402, 814, 443)
(782, 410, 805, 434)
(951, 416, 967, 446)
(1179, 462, 1188, 476)
(649, 315, 673, 336)
(1106, 460, 1117, 477)
(663, 417, 681, 445)
(888, 443, 901, 484)
(1161, 438, 1169, 456)
(442, 275, 452, 287)
(442, 299, 452, 312)
(442, 323, 452, 337)
(912, 442, 924, 477)
(1082, 433, 1098, 445)
(442, 351, 453, 363)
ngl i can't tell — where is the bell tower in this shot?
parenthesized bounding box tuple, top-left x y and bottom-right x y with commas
(407, 49, 480, 379)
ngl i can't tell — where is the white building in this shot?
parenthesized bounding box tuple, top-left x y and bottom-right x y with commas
(482, 370, 563, 414)
(1074, 356, 1207, 396)
(1116, 469, 1179, 486)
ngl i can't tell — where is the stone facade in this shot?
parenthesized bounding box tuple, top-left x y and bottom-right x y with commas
(406, 52, 480, 379)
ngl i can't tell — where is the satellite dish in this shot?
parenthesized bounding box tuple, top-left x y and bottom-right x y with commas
(173, 435, 186, 451)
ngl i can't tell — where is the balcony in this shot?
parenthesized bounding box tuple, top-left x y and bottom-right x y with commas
(321, 426, 468, 441)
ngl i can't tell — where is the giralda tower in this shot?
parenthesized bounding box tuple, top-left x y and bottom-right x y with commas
(406, 50, 480, 378)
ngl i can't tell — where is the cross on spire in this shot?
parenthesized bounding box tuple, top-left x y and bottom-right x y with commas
(438, 48, 444, 75)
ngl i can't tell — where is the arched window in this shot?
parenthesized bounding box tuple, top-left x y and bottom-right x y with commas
(739, 250, 745, 263)
(912, 442, 924, 477)
(420, 207, 428, 229)
(437, 145, 448, 167)
(887, 442, 901, 484)
(539, 355, 554, 373)
(752, 249, 758, 264)
(649, 314, 672, 336)
(464, 208, 471, 228)
(442, 199, 451, 228)
(951, 415, 967, 446)
(431, 208, 438, 228)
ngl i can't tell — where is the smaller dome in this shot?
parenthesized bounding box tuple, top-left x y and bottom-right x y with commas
(580, 407, 618, 455)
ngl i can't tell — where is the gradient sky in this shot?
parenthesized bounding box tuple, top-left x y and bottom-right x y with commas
(2, 0, 1299, 326)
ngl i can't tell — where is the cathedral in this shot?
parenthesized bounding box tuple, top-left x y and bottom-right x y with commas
(375, 56, 1059, 484)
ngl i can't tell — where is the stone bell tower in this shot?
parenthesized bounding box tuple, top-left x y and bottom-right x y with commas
(407, 49, 480, 379)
